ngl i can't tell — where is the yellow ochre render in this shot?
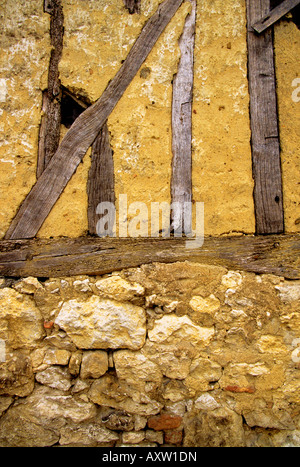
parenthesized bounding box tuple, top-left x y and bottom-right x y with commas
(0, 0, 299, 239)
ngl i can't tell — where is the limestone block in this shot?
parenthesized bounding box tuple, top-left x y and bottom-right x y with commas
(89, 374, 162, 416)
(95, 275, 145, 301)
(43, 348, 71, 365)
(0, 351, 34, 397)
(80, 350, 108, 379)
(114, 349, 162, 385)
(221, 271, 243, 289)
(0, 288, 44, 349)
(55, 296, 146, 350)
(13, 277, 43, 295)
(189, 294, 220, 314)
(184, 357, 222, 395)
(148, 314, 214, 347)
(184, 407, 245, 447)
(145, 430, 164, 444)
(243, 408, 295, 430)
(256, 335, 288, 355)
(194, 393, 221, 411)
(16, 385, 97, 425)
(68, 350, 82, 376)
(275, 282, 300, 303)
(101, 410, 135, 432)
(35, 366, 72, 391)
(0, 396, 13, 416)
(122, 431, 145, 444)
(59, 423, 119, 446)
(0, 385, 97, 447)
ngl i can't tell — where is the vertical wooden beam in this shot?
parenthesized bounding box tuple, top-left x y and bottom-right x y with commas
(171, 0, 196, 235)
(37, 0, 64, 177)
(246, 0, 284, 234)
(124, 0, 141, 14)
(87, 122, 115, 236)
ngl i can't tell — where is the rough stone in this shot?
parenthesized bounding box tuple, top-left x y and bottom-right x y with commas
(275, 282, 300, 303)
(243, 408, 296, 430)
(189, 294, 220, 314)
(114, 349, 162, 386)
(101, 410, 135, 432)
(0, 288, 44, 349)
(148, 314, 214, 347)
(13, 277, 43, 295)
(183, 357, 222, 395)
(35, 366, 72, 391)
(122, 431, 145, 444)
(55, 296, 146, 350)
(194, 393, 221, 411)
(164, 430, 183, 445)
(95, 275, 145, 301)
(59, 423, 119, 446)
(0, 351, 34, 397)
(89, 374, 162, 416)
(184, 407, 245, 447)
(69, 351, 82, 376)
(43, 348, 71, 366)
(145, 429, 164, 444)
(80, 350, 108, 379)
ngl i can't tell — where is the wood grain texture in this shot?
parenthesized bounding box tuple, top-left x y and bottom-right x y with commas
(5, 0, 183, 240)
(87, 122, 115, 235)
(246, 0, 284, 235)
(43, 0, 64, 170)
(171, 0, 196, 235)
(36, 91, 48, 179)
(0, 235, 298, 279)
(124, 0, 141, 14)
(252, 0, 300, 33)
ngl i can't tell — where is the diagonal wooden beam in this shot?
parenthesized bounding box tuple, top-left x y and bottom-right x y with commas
(252, 0, 300, 33)
(5, 0, 184, 240)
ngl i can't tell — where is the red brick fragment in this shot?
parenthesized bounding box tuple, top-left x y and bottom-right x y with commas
(224, 385, 255, 394)
(148, 414, 182, 431)
(43, 321, 54, 329)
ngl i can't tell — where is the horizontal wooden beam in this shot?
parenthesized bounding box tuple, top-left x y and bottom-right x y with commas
(0, 235, 299, 279)
(252, 0, 300, 33)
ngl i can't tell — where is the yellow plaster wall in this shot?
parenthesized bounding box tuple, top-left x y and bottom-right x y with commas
(0, 0, 50, 238)
(192, 0, 254, 235)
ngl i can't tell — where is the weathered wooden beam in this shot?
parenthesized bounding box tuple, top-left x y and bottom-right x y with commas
(246, 0, 284, 235)
(252, 0, 300, 33)
(87, 122, 115, 236)
(171, 0, 196, 235)
(0, 235, 298, 279)
(37, 0, 64, 177)
(124, 0, 141, 14)
(5, 0, 184, 240)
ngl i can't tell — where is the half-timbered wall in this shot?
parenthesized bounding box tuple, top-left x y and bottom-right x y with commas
(0, 0, 300, 448)
(0, 0, 299, 239)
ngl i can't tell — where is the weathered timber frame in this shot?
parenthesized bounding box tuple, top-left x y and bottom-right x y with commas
(1, 0, 299, 279)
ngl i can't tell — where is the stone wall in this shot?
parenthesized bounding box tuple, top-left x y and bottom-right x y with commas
(0, 262, 299, 447)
